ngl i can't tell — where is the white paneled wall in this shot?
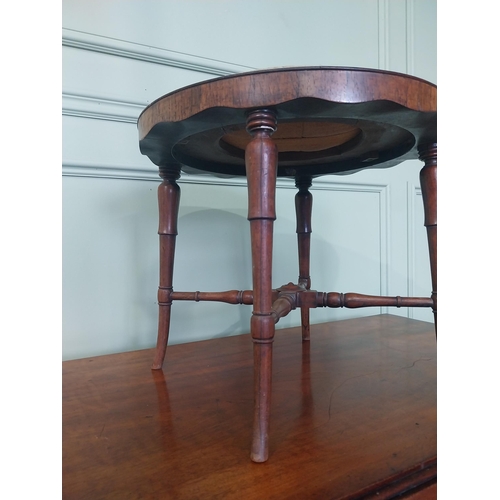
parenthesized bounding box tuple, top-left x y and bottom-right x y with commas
(62, 0, 436, 360)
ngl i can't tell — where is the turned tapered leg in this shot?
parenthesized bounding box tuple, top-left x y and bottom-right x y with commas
(295, 177, 313, 341)
(152, 165, 181, 370)
(418, 144, 437, 334)
(245, 109, 278, 463)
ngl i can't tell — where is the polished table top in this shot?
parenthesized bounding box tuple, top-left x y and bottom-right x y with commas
(138, 67, 437, 179)
(63, 315, 436, 499)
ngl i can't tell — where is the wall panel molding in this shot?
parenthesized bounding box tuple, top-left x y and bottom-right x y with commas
(407, 182, 422, 318)
(62, 2, 436, 359)
(62, 28, 255, 77)
(63, 159, 390, 310)
(62, 161, 159, 181)
(62, 93, 144, 124)
(62, 160, 388, 193)
(405, 0, 415, 75)
(377, 0, 390, 70)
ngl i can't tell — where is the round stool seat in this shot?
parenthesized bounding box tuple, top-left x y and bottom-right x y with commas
(138, 67, 436, 178)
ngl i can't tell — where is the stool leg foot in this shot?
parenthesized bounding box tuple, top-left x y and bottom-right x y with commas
(418, 144, 437, 335)
(152, 166, 181, 370)
(251, 335, 273, 463)
(153, 301, 172, 370)
(295, 177, 313, 341)
(245, 109, 278, 462)
(300, 308, 310, 341)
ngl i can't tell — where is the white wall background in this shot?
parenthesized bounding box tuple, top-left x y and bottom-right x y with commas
(62, 0, 437, 361)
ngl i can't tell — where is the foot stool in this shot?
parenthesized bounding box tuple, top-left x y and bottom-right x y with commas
(137, 67, 437, 462)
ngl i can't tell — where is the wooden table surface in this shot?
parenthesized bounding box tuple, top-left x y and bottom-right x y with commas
(63, 314, 436, 499)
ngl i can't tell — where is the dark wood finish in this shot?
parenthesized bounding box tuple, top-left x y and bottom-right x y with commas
(138, 67, 436, 178)
(152, 165, 181, 370)
(168, 288, 433, 310)
(295, 177, 313, 340)
(418, 143, 437, 332)
(171, 289, 254, 304)
(320, 291, 433, 309)
(245, 109, 279, 462)
(63, 315, 437, 499)
(137, 67, 437, 461)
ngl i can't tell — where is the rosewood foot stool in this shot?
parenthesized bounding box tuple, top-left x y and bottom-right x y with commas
(137, 67, 437, 463)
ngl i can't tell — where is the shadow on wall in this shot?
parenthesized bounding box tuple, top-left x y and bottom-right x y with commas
(166, 208, 254, 345)
(163, 204, 391, 344)
(62, 176, 415, 360)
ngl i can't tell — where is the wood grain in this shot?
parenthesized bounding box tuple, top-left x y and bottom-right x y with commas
(137, 67, 436, 177)
(135, 65, 437, 475)
(138, 67, 436, 139)
(63, 315, 436, 499)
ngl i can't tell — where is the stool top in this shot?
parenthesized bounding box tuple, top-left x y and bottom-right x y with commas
(138, 67, 436, 178)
